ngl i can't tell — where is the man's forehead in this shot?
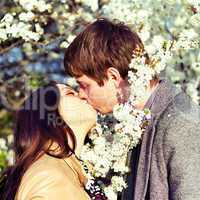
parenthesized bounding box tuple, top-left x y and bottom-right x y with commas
(76, 75, 91, 83)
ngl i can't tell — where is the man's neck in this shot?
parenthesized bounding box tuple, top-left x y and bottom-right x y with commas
(135, 79, 160, 110)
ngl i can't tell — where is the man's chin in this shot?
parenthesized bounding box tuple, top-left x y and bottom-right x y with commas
(95, 108, 104, 114)
(96, 108, 112, 115)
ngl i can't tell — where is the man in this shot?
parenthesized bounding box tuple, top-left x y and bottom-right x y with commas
(64, 18, 200, 200)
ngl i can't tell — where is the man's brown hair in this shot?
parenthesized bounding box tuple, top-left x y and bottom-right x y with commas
(64, 18, 146, 86)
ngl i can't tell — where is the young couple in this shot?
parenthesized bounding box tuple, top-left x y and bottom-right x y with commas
(2, 19, 200, 200)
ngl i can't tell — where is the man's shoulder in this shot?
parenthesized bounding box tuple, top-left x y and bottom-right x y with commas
(154, 90, 200, 143)
(159, 90, 200, 125)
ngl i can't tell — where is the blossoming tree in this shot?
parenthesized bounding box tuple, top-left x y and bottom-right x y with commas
(0, 0, 199, 198)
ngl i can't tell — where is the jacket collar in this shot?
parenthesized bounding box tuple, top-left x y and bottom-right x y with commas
(147, 79, 181, 118)
(133, 79, 181, 200)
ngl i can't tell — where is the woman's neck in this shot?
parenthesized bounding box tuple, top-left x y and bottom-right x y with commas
(47, 125, 89, 158)
(69, 125, 89, 157)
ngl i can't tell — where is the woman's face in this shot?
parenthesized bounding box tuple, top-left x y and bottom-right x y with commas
(57, 84, 97, 130)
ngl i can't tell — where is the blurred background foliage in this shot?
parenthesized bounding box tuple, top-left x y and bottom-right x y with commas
(0, 0, 199, 172)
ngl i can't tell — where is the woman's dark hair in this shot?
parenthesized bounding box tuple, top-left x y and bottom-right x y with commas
(1, 83, 76, 200)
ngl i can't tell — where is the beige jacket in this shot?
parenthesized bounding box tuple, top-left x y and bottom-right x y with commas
(15, 154, 90, 200)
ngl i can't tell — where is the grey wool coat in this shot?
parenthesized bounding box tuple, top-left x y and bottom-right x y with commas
(121, 79, 200, 200)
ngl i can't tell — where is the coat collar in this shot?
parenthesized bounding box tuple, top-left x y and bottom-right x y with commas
(149, 79, 181, 117)
(133, 79, 181, 200)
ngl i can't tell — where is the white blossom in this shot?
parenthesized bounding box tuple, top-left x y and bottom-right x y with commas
(19, 12, 35, 22)
(111, 176, 127, 192)
(76, 0, 99, 12)
(7, 150, 14, 165)
(113, 159, 129, 174)
(0, 29, 7, 41)
(190, 13, 200, 27)
(14, 0, 52, 12)
(35, 23, 44, 35)
(104, 186, 118, 200)
(1, 13, 15, 25)
(0, 138, 7, 151)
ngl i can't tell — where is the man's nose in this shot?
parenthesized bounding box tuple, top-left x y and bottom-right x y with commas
(78, 88, 87, 100)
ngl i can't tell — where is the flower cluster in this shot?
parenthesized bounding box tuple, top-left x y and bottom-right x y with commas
(0, 0, 52, 43)
(14, 0, 52, 12)
(0, 136, 14, 172)
(0, 13, 43, 42)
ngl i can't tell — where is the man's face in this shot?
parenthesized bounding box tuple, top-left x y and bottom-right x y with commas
(76, 75, 120, 114)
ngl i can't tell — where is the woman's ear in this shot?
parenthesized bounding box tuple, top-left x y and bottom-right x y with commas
(106, 67, 122, 88)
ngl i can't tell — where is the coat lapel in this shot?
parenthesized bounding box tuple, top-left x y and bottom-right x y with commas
(133, 79, 181, 200)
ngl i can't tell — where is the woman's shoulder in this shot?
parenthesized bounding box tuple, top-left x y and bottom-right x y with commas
(16, 154, 86, 200)
(23, 154, 67, 179)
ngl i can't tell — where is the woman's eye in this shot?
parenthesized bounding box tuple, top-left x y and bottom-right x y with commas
(66, 91, 74, 95)
(62, 88, 75, 95)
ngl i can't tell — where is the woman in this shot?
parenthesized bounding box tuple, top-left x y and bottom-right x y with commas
(1, 83, 107, 200)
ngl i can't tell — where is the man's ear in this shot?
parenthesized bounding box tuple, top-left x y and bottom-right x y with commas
(106, 67, 122, 88)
